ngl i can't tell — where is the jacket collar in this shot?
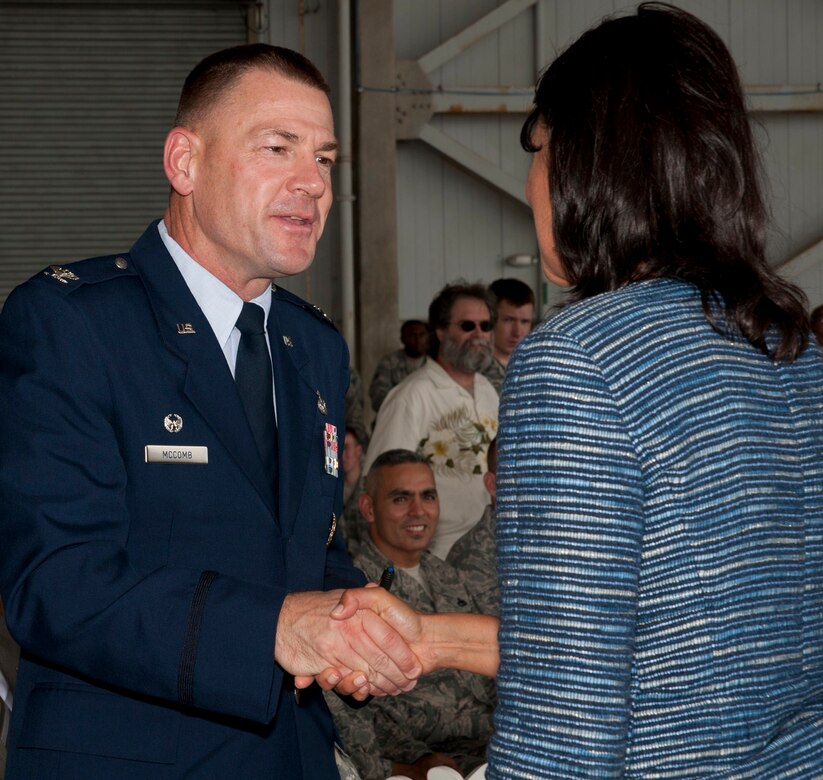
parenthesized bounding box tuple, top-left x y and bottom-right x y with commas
(127, 221, 279, 518)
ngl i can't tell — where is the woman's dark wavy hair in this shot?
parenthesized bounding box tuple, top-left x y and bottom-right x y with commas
(521, 2, 808, 360)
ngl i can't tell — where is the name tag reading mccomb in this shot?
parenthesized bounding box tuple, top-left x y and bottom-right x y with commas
(145, 445, 208, 464)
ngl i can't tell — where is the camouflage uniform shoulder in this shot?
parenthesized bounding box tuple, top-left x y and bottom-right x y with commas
(420, 552, 477, 611)
(34, 253, 137, 296)
(273, 285, 339, 332)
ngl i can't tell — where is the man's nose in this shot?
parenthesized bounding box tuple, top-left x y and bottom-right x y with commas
(289, 156, 326, 198)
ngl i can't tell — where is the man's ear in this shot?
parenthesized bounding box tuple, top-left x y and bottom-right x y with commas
(482, 469, 496, 500)
(359, 492, 375, 524)
(163, 127, 198, 196)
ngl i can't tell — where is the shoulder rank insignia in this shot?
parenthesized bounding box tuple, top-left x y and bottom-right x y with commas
(44, 265, 79, 284)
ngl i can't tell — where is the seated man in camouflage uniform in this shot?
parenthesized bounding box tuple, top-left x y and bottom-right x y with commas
(340, 425, 369, 557)
(1, 598, 20, 778)
(368, 320, 429, 413)
(446, 437, 498, 616)
(327, 449, 494, 780)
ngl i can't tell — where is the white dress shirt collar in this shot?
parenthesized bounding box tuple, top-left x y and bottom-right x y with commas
(157, 220, 272, 373)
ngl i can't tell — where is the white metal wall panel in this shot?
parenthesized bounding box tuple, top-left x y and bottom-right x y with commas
(261, 0, 343, 320)
(395, 0, 545, 320)
(779, 1, 823, 290)
(393, 0, 823, 320)
(0, 0, 247, 308)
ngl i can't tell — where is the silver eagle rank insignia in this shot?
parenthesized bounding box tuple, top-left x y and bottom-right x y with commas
(44, 265, 80, 284)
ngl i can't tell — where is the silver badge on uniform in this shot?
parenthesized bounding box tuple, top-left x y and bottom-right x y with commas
(316, 391, 328, 415)
(145, 445, 208, 464)
(324, 423, 338, 477)
(164, 413, 183, 433)
(44, 265, 79, 284)
(176, 323, 196, 334)
(283, 335, 294, 347)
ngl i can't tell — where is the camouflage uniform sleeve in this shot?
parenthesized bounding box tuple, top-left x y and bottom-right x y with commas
(339, 479, 368, 558)
(481, 358, 505, 395)
(346, 367, 366, 436)
(368, 352, 399, 412)
(325, 692, 393, 780)
(446, 508, 500, 616)
(371, 695, 438, 766)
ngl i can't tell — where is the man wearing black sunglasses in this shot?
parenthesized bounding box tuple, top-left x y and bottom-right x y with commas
(365, 282, 499, 560)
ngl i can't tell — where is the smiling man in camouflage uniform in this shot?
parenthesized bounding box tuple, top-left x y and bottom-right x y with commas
(327, 450, 494, 780)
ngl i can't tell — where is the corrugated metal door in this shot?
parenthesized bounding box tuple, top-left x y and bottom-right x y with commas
(0, 0, 247, 307)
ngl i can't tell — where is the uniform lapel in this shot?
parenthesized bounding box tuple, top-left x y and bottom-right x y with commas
(268, 290, 316, 537)
(128, 223, 277, 518)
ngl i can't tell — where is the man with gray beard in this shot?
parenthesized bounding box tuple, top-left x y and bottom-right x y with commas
(364, 283, 498, 558)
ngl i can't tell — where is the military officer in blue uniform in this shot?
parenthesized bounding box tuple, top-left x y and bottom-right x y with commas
(0, 44, 420, 778)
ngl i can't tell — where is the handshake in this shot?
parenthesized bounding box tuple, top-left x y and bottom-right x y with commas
(274, 583, 498, 700)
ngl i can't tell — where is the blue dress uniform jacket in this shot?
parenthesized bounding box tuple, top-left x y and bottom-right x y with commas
(0, 221, 365, 778)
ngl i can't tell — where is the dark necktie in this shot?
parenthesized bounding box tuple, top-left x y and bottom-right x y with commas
(234, 302, 278, 488)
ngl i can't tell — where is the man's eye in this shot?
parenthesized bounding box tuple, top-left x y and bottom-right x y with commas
(267, 146, 286, 154)
(316, 155, 335, 168)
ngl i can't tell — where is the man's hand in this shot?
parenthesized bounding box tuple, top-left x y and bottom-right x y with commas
(275, 590, 422, 695)
(329, 585, 501, 678)
(329, 587, 438, 674)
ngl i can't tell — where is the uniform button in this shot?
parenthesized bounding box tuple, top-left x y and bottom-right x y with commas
(114, 257, 128, 269)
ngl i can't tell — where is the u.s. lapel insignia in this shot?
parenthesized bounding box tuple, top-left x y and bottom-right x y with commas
(326, 513, 337, 547)
(282, 335, 294, 347)
(324, 423, 338, 477)
(316, 391, 328, 415)
(164, 413, 183, 433)
(176, 323, 196, 334)
(44, 265, 79, 284)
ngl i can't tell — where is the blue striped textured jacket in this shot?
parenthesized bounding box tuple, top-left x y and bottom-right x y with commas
(488, 278, 823, 778)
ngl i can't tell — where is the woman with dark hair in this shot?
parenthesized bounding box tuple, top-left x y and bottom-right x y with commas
(324, 3, 823, 777)
(489, 3, 823, 776)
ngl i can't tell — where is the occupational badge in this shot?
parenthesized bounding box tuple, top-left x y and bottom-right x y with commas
(164, 413, 183, 433)
(316, 391, 328, 415)
(282, 335, 294, 347)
